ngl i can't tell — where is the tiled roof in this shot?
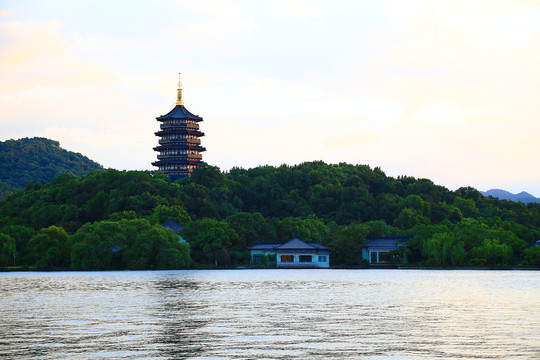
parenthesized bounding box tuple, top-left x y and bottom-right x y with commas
(362, 236, 412, 249)
(248, 243, 281, 251)
(248, 238, 329, 253)
(156, 105, 203, 121)
(162, 219, 184, 234)
(278, 238, 318, 250)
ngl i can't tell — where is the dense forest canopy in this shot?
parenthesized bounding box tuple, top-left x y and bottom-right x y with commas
(1, 162, 539, 270)
(0, 137, 103, 200)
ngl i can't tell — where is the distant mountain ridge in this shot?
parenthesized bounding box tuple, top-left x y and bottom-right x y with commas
(0, 137, 103, 199)
(481, 189, 540, 204)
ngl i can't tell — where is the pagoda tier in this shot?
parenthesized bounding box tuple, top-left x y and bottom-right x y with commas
(153, 144, 206, 152)
(154, 129, 205, 137)
(152, 73, 206, 180)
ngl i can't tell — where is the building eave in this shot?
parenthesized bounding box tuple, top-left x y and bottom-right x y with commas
(156, 105, 203, 121)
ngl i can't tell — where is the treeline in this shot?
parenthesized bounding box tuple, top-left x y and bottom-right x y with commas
(0, 162, 539, 270)
(0, 137, 103, 200)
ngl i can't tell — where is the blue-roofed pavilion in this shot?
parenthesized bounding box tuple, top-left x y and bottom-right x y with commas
(247, 238, 330, 268)
(362, 236, 411, 264)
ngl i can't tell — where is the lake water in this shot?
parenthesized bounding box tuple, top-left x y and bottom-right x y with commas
(0, 270, 538, 359)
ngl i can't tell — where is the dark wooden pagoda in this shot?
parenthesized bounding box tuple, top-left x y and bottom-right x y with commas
(152, 73, 206, 180)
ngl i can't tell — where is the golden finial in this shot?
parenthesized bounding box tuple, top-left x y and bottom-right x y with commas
(176, 72, 184, 106)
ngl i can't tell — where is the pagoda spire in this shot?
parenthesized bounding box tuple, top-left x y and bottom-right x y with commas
(176, 72, 184, 106)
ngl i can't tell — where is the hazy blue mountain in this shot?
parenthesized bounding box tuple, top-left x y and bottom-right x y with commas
(482, 189, 540, 204)
(0, 137, 103, 199)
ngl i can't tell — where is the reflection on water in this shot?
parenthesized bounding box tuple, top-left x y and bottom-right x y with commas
(1, 270, 539, 359)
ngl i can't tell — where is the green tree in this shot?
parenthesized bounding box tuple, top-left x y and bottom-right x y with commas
(430, 202, 463, 224)
(123, 224, 190, 269)
(470, 239, 513, 266)
(0, 233, 16, 266)
(28, 226, 70, 269)
(156, 244, 190, 269)
(387, 243, 411, 264)
(394, 208, 429, 230)
(325, 224, 368, 266)
(375, 193, 402, 224)
(147, 204, 191, 225)
(364, 220, 403, 238)
(422, 232, 465, 266)
(276, 216, 329, 243)
(30, 204, 62, 229)
(335, 186, 374, 224)
(71, 219, 191, 270)
(0, 225, 35, 265)
(453, 197, 479, 218)
(454, 218, 490, 251)
(226, 212, 277, 247)
(109, 210, 139, 221)
(70, 221, 127, 270)
(400, 195, 426, 213)
(181, 219, 239, 266)
(487, 228, 527, 255)
(407, 224, 451, 262)
(521, 246, 540, 267)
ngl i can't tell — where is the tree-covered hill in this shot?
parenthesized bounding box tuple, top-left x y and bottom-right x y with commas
(0, 162, 539, 270)
(0, 137, 103, 200)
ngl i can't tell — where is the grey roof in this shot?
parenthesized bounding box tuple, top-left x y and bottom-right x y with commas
(248, 243, 281, 251)
(162, 219, 184, 234)
(279, 238, 318, 250)
(362, 236, 412, 249)
(248, 238, 329, 254)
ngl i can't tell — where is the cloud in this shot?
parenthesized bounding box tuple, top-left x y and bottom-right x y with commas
(0, 9, 11, 18)
(0, 20, 117, 99)
(0, 19, 153, 169)
(161, 0, 252, 42)
(284, 1, 327, 18)
(325, 129, 378, 148)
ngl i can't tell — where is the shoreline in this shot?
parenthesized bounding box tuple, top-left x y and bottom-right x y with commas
(1, 266, 539, 272)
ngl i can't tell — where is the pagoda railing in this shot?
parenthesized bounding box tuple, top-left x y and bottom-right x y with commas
(164, 171, 191, 177)
(155, 130, 204, 137)
(157, 154, 202, 160)
(158, 138, 201, 146)
(160, 123, 199, 130)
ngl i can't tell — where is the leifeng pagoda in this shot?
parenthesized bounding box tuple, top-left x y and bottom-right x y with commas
(152, 73, 206, 180)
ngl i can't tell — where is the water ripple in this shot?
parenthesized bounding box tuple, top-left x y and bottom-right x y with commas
(0, 270, 539, 359)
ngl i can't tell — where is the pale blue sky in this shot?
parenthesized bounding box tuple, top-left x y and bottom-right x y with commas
(1, 0, 539, 196)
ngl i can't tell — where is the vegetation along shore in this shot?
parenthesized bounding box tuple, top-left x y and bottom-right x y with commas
(1, 158, 539, 271)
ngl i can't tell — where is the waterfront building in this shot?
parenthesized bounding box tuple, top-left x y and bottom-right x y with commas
(361, 236, 411, 264)
(152, 73, 206, 180)
(248, 238, 330, 268)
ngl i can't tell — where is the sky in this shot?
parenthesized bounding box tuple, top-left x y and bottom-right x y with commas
(1, 0, 539, 196)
